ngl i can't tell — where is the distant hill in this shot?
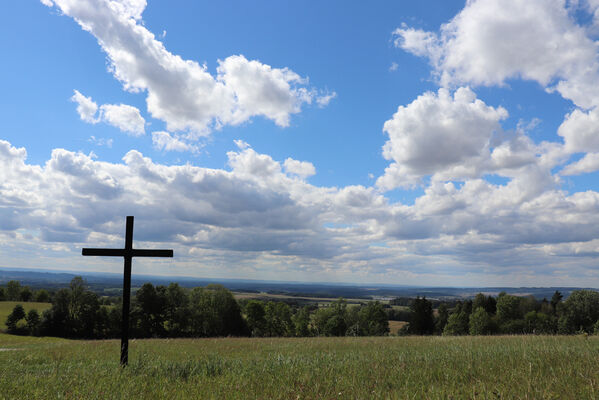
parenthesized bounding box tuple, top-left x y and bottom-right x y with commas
(0, 267, 592, 300)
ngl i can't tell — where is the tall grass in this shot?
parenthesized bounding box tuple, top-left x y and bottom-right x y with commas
(1, 333, 598, 399)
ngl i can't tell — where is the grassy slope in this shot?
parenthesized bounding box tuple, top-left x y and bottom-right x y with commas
(0, 301, 51, 330)
(1, 334, 598, 399)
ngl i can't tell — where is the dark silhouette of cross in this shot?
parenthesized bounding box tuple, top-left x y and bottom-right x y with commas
(82, 216, 173, 366)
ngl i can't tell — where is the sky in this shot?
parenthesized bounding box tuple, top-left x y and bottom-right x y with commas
(3, 0, 599, 287)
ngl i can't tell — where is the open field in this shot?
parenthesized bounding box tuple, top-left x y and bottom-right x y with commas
(0, 301, 51, 330)
(388, 320, 408, 334)
(1, 334, 599, 399)
(233, 291, 369, 305)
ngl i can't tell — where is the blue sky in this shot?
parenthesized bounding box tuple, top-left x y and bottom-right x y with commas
(2, 0, 599, 286)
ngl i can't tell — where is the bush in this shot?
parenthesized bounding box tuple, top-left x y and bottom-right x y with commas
(499, 319, 527, 334)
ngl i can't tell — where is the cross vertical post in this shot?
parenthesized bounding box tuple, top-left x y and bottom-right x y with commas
(121, 216, 134, 366)
(82, 216, 173, 366)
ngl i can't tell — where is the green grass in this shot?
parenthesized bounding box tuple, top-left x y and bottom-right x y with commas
(0, 301, 51, 330)
(1, 334, 598, 399)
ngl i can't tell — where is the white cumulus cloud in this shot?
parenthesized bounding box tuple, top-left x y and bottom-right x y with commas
(393, 0, 599, 109)
(44, 0, 329, 136)
(99, 103, 145, 136)
(71, 90, 145, 136)
(377, 87, 508, 189)
(152, 131, 198, 153)
(284, 158, 316, 179)
(71, 90, 99, 124)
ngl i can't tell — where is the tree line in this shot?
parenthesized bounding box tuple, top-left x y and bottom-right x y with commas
(402, 290, 599, 335)
(5, 278, 599, 338)
(3, 277, 388, 338)
(0, 280, 51, 303)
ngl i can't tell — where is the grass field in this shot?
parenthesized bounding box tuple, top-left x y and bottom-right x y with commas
(0, 301, 51, 330)
(1, 333, 598, 399)
(388, 320, 408, 334)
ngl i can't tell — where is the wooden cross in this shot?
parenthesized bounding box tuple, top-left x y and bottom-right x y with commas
(82, 216, 173, 366)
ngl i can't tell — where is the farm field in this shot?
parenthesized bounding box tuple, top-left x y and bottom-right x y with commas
(1, 334, 598, 399)
(233, 291, 369, 306)
(0, 301, 51, 330)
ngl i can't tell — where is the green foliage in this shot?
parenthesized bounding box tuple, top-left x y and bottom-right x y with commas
(524, 311, 556, 334)
(245, 300, 267, 336)
(188, 284, 247, 337)
(264, 302, 293, 337)
(435, 303, 449, 334)
(557, 290, 599, 334)
(356, 301, 389, 336)
(0, 287, 5, 301)
(19, 286, 33, 302)
(443, 311, 469, 336)
(500, 319, 527, 334)
(551, 290, 563, 314)
(34, 289, 50, 303)
(6, 281, 21, 301)
(133, 283, 167, 337)
(496, 294, 523, 323)
(312, 298, 348, 336)
(469, 307, 495, 335)
(291, 306, 312, 337)
(40, 277, 106, 338)
(408, 297, 434, 335)
(165, 283, 189, 336)
(6, 304, 26, 334)
(25, 309, 41, 335)
(0, 301, 52, 331)
(472, 293, 497, 314)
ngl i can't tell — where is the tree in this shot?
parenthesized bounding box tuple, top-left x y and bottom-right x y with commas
(472, 294, 487, 312)
(133, 283, 167, 337)
(357, 301, 389, 336)
(550, 291, 563, 315)
(326, 298, 349, 336)
(26, 309, 41, 335)
(312, 298, 348, 336)
(188, 285, 247, 337)
(19, 286, 33, 302)
(443, 311, 469, 335)
(245, 300, 267, 337)
(469, 307, 494, 335)
(40, 277, 101, 338)
(435, 303, 449, 334)
(6, 304, 26, 334)
(264, 302, 293, 337)
(0, 287, 5, 301)
(524, 311, 555, 334)
(518, 295, 538, 316)
(292, 306, 312, 337)
(165, 283, 189, 336)
(40, 288, 70, 337)
(409, 297, 434, 335)
(557, 290, 599, 334)
(34, 289, 51, 303)
(6, 281, 21, 301)
(496, 294, 522, 323)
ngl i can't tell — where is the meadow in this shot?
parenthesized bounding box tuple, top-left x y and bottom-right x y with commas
(1, 333, 598, 399)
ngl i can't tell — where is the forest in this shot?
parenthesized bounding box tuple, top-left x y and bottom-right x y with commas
(2, 278, 599, 339)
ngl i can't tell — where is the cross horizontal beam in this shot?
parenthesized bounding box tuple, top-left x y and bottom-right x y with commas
(82, 248, 173, 257)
